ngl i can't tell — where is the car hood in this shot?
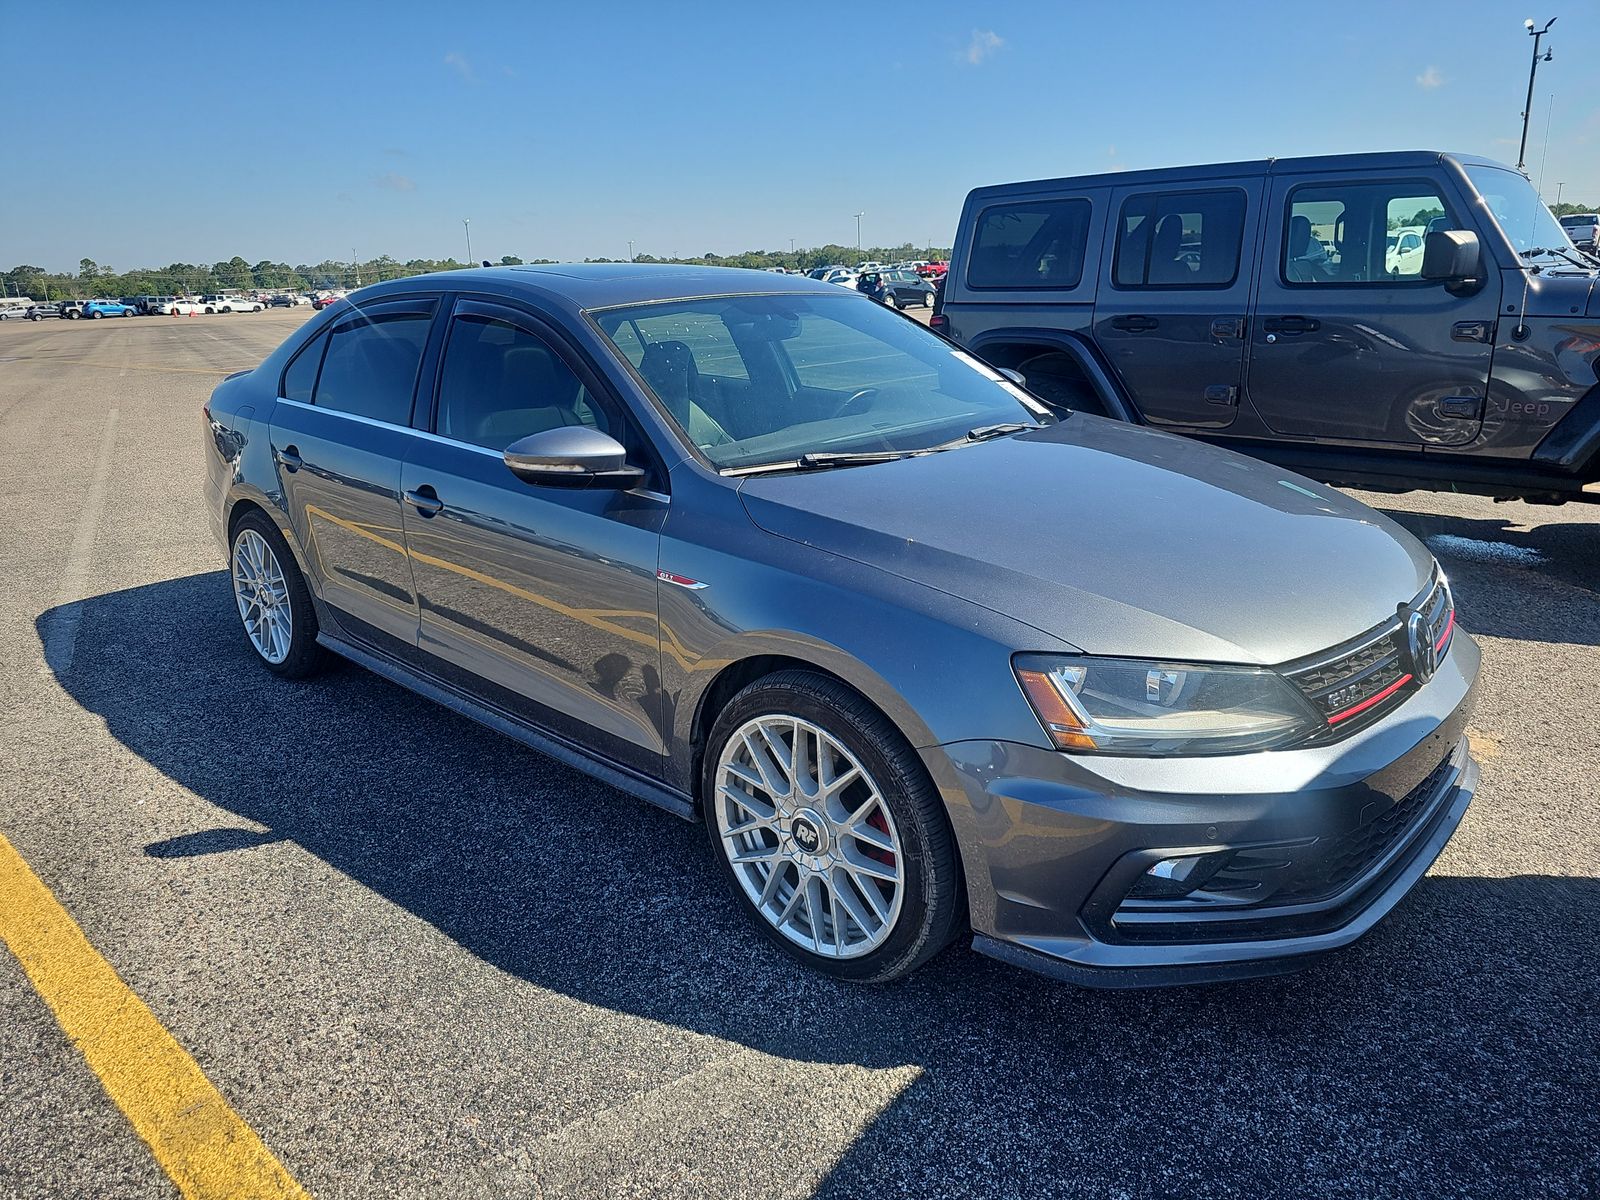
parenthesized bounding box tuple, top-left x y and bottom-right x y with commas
(737, 419, 1434, 664)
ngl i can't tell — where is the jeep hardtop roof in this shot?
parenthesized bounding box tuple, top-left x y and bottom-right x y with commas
(965, 151, 1509, 202)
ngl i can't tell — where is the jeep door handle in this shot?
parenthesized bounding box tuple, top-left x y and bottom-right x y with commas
(273, 444, 303, 472)
(1262, 316, 1320, 334)
(1110, 315, 1159, 332)
(1210, 317, 1245, 340)
(404, 486, 444, 516)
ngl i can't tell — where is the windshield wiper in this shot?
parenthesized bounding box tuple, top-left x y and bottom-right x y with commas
(1519, 246, 1593, 271)
(795, 449, 915, 471)
(965, 422, 1044, 441)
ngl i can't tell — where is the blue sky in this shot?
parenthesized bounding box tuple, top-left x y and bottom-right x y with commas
(5, 1, 1598, 272)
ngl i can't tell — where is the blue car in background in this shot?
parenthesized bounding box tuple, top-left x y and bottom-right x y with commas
(79, 299, 139, 319)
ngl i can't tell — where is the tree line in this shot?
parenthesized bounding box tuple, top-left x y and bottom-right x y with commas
(2, 243, 952, 301)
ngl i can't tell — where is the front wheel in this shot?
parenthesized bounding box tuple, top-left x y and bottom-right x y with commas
(90, 310, 103, 319)
(229, 510, 328, 678)
(702, 671, 963, 983)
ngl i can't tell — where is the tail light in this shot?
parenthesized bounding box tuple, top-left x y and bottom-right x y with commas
(930, 314, 949, 333)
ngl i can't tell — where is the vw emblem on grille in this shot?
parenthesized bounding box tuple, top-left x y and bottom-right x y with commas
(1404, 608, 1438, 684)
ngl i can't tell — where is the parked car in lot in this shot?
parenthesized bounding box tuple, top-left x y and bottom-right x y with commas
(1558, 212, 1599, 254)
(310, 293, 342, 310)
(268, 295, 295, 308)
(200, 294, 265, 314)
(20, 301, 64, 320)
(0, 298, 37, 320)
(917, 260, 949, 279)
(938, 150, 1600, 506)
(880, 269, 937, 308)
(155, 298, 204, 316)
(202, 264, 1479, 988)
(80, 299, 138, 318)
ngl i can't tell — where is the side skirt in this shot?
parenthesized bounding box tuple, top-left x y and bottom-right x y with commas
(318, 632, 698, 822)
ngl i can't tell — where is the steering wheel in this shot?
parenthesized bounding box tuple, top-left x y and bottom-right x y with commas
(831, 387, 878, 419)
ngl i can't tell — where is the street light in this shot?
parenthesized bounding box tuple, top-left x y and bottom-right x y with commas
(1517, 17, 1555, 171)
(854, 211, 864, 251)
(628, 239, 635, 262)
(463, 218, 473, 265)
(1556, 181, 1566, 207)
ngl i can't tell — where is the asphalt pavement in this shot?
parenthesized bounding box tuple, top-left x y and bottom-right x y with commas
(0, 308, 1596, 1199)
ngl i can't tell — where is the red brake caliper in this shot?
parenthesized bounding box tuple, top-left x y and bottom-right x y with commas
(862, 809, 896, 868)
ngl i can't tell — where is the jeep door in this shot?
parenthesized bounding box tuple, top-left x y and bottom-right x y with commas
(1245, 172, 1498, 446)
(1091, 179, 1262, 429)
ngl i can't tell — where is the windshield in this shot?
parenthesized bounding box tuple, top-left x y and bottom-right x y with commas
(1465, 165, 1575, 256)
(594, 293, 1049, 470)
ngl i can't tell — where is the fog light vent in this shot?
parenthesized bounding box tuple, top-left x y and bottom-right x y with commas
(1127, 852, 1229, 900)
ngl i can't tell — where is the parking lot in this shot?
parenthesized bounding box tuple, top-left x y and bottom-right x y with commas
(0, 309, 1596, 1198)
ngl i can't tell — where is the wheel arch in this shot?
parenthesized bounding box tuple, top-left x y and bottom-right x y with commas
(965, 327, 1139, 423)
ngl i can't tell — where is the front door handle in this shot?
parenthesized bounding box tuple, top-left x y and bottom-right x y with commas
(1210, 317, 1245, 340)
(1110, 315, 1159, 332)
(404, 486, 444, 516)
(1262, 315, 1321, 334)
(274, 444, 303, 472)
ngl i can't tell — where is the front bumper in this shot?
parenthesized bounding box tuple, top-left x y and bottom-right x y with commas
(925, 630, 1480, 988)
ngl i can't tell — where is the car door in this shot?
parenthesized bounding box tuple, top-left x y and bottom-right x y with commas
(268, 296, 438, 656)
(1092, 180, 1261, 429)
(399, 299, 668, 776)
(1245, 172, 1498, 446)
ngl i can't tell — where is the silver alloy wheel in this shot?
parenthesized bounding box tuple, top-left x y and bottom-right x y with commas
(231, 528, 292, 664)
(714, 714, 904, 959)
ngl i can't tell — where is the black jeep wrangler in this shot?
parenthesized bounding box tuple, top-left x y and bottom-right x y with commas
(936, 151, 1600, 505)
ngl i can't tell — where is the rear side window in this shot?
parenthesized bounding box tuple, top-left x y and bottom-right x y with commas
(1283, 181, 1454, 286)
(280, 332, 326, 402)
(967, 199, 1092, 289)
(1114, 189, 1247, 288)
(312, 309, 433, 424)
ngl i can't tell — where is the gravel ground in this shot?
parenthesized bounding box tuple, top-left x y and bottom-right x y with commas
(0, 310, 1595, 1199)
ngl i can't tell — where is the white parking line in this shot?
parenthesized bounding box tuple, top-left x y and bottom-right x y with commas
(39, 409, 119, 675)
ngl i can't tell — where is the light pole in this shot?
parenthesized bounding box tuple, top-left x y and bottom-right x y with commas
(463, 218, 473, 265)
(628, 240, 635, 262)
(854, 212, 864, 252)
(1517, 17, 1555, 171)
(1556, 181, 1566, 208)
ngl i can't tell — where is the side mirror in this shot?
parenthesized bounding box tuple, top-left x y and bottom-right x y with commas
(998, 367, 1027, 388)
(503, 426, 644, 489)
(1421, 230, 1482, 289)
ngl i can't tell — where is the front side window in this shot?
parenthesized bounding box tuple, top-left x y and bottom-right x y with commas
(313, 309, 433, 424)
(435, 314, 610, 450)
(1115, 190, 1246, 288)
(967, 198, 1091, 289)
(595, 293, 1050, 470)
(1284, 181, 1455, 285)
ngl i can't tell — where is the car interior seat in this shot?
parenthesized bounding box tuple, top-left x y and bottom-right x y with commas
(638, 340, 731, 448)
(1147, 214, 1188, 284)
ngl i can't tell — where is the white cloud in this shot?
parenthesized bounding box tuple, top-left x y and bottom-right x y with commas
(1416, 65, 1444, 89)
(375, 173, 416, 193)
(444, 52, 477, 83)
(964, 29, 1003, 65)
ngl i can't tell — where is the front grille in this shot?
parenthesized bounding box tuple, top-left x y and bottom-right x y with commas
(1280, 576, 1454, 738)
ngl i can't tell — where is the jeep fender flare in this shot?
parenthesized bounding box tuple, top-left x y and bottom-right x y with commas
(962, 327, 1140, 424)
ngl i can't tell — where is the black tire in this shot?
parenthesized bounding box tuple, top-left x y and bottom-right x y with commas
(701, 670, 964, 983)
(924, 292, 935, 308)
(228, 509, 329, 679)
(90, 310, 103, 319)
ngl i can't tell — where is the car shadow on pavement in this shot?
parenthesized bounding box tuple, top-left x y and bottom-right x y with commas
(1375, 506, 1600, 648)
(39, 572, 1600, 1198)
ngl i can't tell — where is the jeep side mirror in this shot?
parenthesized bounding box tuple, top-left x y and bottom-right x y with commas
(1421, 230, 1482, 290)
(503, 426, 644, 489)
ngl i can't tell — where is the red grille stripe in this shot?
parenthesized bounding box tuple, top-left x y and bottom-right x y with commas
(1435, 609, 1455, 652)
(1327, 672, 1414, 725)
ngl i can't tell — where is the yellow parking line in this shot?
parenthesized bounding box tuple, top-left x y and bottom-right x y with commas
(0, 833, 310, 1199)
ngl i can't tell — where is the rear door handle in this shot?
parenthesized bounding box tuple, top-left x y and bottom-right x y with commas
(1262, 316, 1320, 334)
(273, 444, 303, 472)
(1110, 315, 1159, 332)
(404, 485, 444, 516)
(1210, 317, 1245, 340)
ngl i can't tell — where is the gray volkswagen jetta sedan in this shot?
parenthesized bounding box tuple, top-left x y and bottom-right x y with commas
(202, 265, 1479, 987)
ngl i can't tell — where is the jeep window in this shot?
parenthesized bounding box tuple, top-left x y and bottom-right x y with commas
(1283, 181, 1455, 285)
(1114, 190, 1246, 289)
(967, 199, 1092, 289)
(1464, 164, 1572, 259)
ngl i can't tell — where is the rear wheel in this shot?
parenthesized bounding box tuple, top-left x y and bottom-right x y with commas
(702, 671, 963, 983)
(90, 310, 103, 319)
(229, 510, 327, 678)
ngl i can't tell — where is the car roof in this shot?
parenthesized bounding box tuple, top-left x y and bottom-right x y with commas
(350, 262, 847, 312)
(965, 150, 1511, 202)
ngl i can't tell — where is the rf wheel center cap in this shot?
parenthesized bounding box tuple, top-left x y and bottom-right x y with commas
(787, 810, 831, 861)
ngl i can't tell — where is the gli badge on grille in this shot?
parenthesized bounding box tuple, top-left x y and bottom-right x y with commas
(1404, 607, 1439, 684)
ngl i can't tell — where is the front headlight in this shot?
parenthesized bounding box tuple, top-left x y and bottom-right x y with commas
(1013, 654, 1325, 757)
